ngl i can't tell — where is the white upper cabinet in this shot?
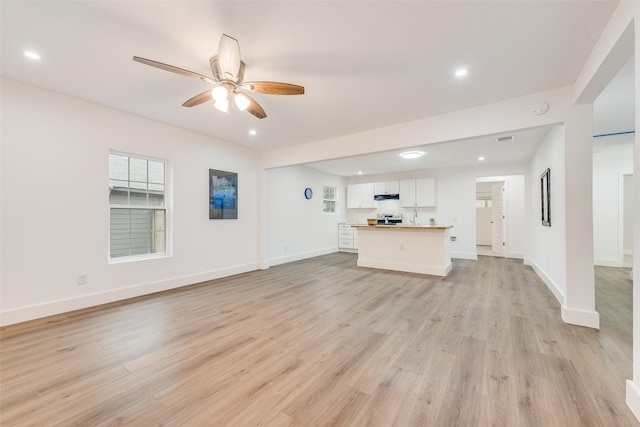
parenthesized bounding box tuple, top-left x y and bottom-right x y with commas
(400, 178, 436, 207)
(416, 178, 437, 206)
(399, 180, 416, 207)
(374, 181, 399, 195)
(347, 183, 375, 208)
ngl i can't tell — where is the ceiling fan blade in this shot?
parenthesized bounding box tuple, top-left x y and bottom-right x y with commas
(182, 90, 212, 107)
(133, 56, 215, 84)
(242, 92, 267, 119)
(217, 34, 242, 80)
(243, 81, 305, 95)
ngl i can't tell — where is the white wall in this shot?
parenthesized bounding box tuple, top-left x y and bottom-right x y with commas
(345, 163, 529, 260)
(527, 125, 567, 303)
(266, 165, 346, 265)
(0, 79, 261, 325)
(593, 135, 634, 266)
(623, 174, 634, 261)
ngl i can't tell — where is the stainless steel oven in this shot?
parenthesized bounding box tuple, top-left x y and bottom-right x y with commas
(377, 214, 402, 225)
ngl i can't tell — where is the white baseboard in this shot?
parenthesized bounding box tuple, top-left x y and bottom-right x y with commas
(627, 380, 640, 423)
(594, 258, 623, 267)
(357, 258, 452, 276)
(527, 259, 565, 306)
(269, 247, 338, 267)
(0, 262, 258, 327)
(506, 251, 524, 260)
(527, 259, 599, 329)
(452, 251, 477, 260)
(561, 305, 600, 329)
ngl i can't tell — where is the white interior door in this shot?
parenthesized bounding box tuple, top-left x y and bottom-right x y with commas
(491, 182, 505, 256)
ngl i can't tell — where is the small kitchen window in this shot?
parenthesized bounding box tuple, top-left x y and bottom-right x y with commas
(323, 186, 336, 213)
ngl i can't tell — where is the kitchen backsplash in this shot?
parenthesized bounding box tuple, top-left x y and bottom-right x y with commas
(344, 200, 437, 225)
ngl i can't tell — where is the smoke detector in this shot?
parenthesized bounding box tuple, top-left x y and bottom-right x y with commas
(531, 101, 549, 115)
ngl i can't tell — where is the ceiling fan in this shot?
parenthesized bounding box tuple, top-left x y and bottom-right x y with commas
(133, 34, 304, 119)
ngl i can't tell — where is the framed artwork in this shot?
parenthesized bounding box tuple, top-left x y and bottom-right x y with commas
(209, 169, 238, 219)
(541, 168, 550, 227)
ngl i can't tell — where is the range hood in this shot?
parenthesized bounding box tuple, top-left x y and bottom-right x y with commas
(374, 193, 399, 201)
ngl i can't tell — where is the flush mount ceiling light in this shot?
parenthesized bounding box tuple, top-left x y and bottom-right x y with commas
(400, 151, 425, 159)
(23, 51, 41, 60)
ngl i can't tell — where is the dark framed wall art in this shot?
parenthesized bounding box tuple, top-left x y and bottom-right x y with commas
(209, 169, 238, 219)
(541, 168, 551, 227)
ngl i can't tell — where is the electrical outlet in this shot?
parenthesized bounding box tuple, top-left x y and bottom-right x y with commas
(450, 236, 457, 241)
(284, 246, 288, 253)
(77, 273, 88, 285)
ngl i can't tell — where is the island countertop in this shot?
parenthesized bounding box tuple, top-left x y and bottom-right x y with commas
(352, 224, 453, 230)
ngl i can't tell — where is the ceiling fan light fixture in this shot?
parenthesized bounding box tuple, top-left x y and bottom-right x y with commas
(134, 34, 303, 120)
(214, 99, 229, 113)
(234, 92, 250, 111)
(212, 86, 229, 102)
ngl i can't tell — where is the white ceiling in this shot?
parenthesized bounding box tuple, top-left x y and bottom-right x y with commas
(307, 125, 554, 177)
(1, 1, 633, 177)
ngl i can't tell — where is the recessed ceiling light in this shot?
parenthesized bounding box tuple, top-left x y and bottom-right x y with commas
(24, 51, 41, 60)
(478, 156, 485, 161)
(400, 151, 425, 159)
(455, 68, 468, 78)
(357, 171, 363, 175)
(249, 129, 257, 136)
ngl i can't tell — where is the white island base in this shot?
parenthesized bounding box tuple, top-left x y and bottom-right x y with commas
(352, 225, 453, 276)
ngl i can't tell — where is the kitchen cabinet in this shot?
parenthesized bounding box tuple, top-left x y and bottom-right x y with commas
(347, 183, 374, 208)
(400, 178, 437, 207)
(374, 181, 399, 195)
(338, 224, 358, 252)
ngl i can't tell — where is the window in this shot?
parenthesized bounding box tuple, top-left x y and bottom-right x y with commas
(323, 186, 336, 213)
(476, 196, 493, 208)
(109, 152, 169, 260)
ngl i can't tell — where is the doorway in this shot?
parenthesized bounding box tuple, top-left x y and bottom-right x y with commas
(475, 176, 526, 259)
(475, 180, 504, 257)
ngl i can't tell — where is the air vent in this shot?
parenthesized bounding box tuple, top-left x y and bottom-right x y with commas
(497, 135, 514, 143)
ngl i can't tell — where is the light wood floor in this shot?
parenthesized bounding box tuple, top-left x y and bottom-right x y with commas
(0, 254, 636, 426)
(477, 245, 502, 257)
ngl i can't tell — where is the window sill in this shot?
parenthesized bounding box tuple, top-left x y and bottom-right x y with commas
(108, 252, 172, 264)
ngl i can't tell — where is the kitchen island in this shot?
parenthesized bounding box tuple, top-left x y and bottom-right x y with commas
(352, 224, 453, 276)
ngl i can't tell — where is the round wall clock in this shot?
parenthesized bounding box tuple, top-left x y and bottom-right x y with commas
(304, 187, 313, 199)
